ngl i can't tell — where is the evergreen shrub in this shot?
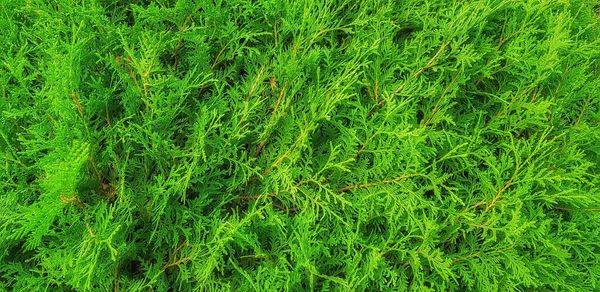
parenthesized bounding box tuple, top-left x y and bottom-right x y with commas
(1, 0, 599, 290)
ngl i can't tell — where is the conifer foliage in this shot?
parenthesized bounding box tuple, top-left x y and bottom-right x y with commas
(1, 0, 600, 290)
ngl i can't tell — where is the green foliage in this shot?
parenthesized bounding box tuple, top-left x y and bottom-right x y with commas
(1, 0, 599, 290)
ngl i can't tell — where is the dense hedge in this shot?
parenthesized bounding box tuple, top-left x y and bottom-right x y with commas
(1, 0, 599, 290)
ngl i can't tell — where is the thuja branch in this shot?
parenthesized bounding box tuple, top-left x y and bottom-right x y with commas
(338, 174, 421, 192)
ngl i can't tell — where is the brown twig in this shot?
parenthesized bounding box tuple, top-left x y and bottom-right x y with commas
(367, 42, 451, 128)
(472, 199, 487, 209)
(70, 91, 84, 116)
(413, 41, 450, 78)
(113, 266, 119, 292)
(257, 80, 288, 157)
(374, 79, 379, 104)
(421, 72, 460, 129)
(574, 96, 591, 127)
(263, 149, 290, 176)
(485, 179, 513, 212)
(161, 256, 192, 271)
(247, 66, 265, 100)
(354, 144, 367, 159)
(60, 194, 84, 208)
(171, 16, 193, 72)
(210, 43, 229, 70)
(338, 174, 419, 192)
(238, 192, 275, 200)
(272, 203, 298, 213)
(239, 193, 297, 213)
